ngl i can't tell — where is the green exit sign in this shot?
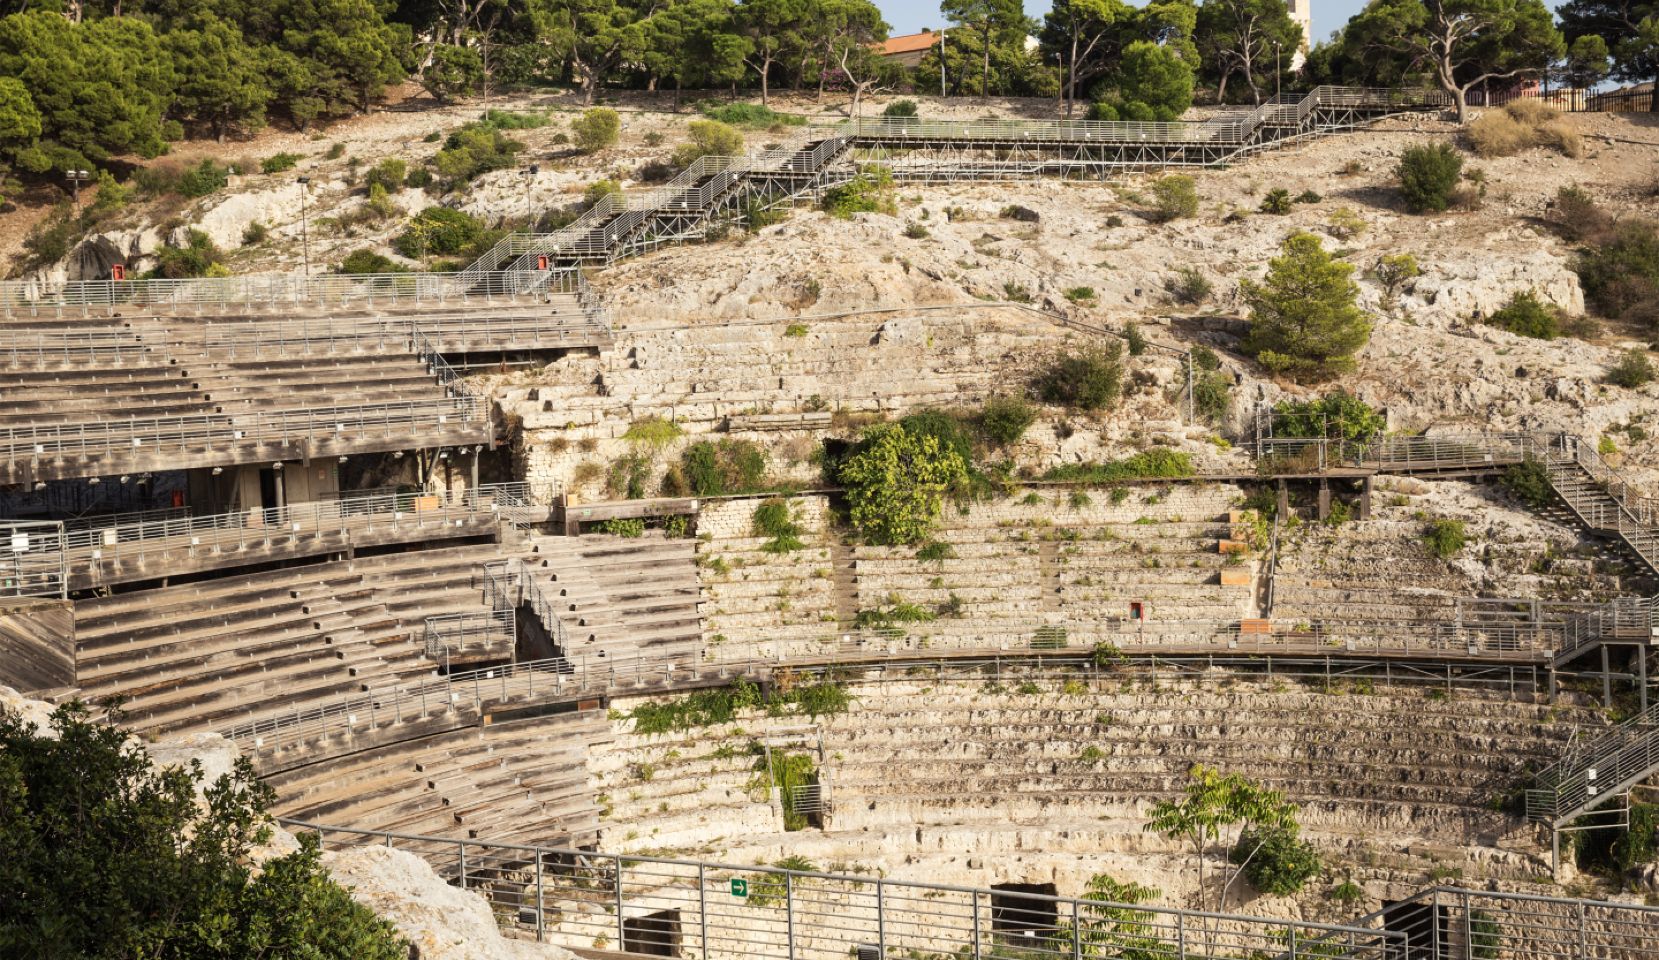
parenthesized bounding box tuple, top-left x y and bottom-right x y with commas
(730, 878, 748, 898)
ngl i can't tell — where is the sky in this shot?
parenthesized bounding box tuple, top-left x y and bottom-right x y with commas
(874, 0, 1562, 51)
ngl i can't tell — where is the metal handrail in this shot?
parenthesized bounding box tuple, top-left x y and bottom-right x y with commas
(283, 818, 1407, 958)
(0, 395, 487, 460)
(1526, 700, 1659, 823)
(422, 609, 516, 661)
(0, 268, 566, 312)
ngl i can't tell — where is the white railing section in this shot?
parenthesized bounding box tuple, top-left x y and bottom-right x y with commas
(422, 609, 517, 662)
(1, 483, 537, 589)
(0, 395, 488, 463)
(0, 519, 69, 599)
(283, 818, 1407, 959)
(1342, 886, 1659, 960)
(0, 268, 569, 313)
(0, 331, 150, 367)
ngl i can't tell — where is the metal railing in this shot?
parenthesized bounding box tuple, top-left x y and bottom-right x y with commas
(0, 331, 150, 367)
(221, 611, 1578, 749)
(1555, 596, 1657, 665)
(467, 85, 1449, 275)
(0, 395, 488, 462)
(0, 483, 537, 593)
(1526, 700, 1659, 825)
(0, 269, 568, 312)
(422, 609, 517, 662)
(0, 519, 69, 598)
(1344, 885, 1659, 959)
(283, 819, 1406, 959)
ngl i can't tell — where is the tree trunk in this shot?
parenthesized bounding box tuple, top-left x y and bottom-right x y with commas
(1217, 69, 1230, 105)
(981, 27, 991, 100)
(1066, 33, 1078, 118)
(761, 59, 770, 104)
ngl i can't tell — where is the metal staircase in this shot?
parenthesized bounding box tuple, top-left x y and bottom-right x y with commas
(1527, 702, 1659, 832)
(1544, 438, 1659, 577)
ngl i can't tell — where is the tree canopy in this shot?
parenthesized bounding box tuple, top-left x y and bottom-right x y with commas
(0, 702, 408, 960)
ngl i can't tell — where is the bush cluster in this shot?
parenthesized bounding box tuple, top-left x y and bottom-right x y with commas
(663, 439, 767, 497)
(1396, 142, 1463, 213)
(1467, 100, 1581, 159)
(1034, 342, 1125, 412)
(434, 122, 523, 186)
(1485, 290, 1560, 340)
(392, 206, 483, 258)
(571, 107, 621, 152)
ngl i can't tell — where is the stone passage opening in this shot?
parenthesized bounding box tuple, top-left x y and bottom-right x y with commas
(990, 882, 1059, 941)
(623, 908, 683, 956)
(1381, 898, 1446, 958)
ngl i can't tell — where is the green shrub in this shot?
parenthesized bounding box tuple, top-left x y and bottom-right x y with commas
(1166, 266, 1211, 305)
(434, 123, 524, 185)
(1063, 286, 1095, 302)
(480, 108, 549, 130)
(154, 229, 223, 279)
(701, 102, 805, 128)
(1397, 142, 1463, 213)
(1035, 342, 1125, 412)
(1326, 207, 1366, 240)
(753, 499, 805, 552)
(1575, 219, 1659, 328)
(822, 168, 894, 218)
(597, 517, 646, 537)
(177, 159, 230, 197)
(837, 423, 969, 546)
(1229, 825, 1322, 896)
(1550, 185, 1611, 243)
(325, 142, 345, 160)
(1042, 448, 1194, 483)
(1501, 457, 1554, 509)
(671, 120, 744, 167)
(405, 167, 434, 190)
(903, 221, 929, 239)
(1194, 370, 1232, 424)
(1259, 188, 1294, 214)
(1486, 291, 1559, 340)
(1272, 391, 1385, 444)
(978, 395, 1036, 447)
(261, 152, 302, 173)
(1607, 350, 1656, 388)
(606, 452, 651, 500)
(0, 703, 408, 960)
(572, 107, 621, 152)
(623, 416, 683, 448)
(1422, 518, 1467, 558)
(881, 99, 919, 118)
(241, 221, 268, 246)
(626, 680, 762, 734)
(364, 158, 405, 193)
(393, 207, 484, 257)
(1124, 322, 1148, 356)
(666, 439, 767, 496)
(1371, 253, 1420, 301)
(1147, 175, 1198, 223)
(854, 596, 938, 628)
(915, 540, 957, 561)
(335, 249, 407, 274)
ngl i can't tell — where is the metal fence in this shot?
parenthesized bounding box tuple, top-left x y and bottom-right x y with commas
(0, 394, 488, 463)
(0, 268, 572, 313)
(0, 520, 70, 598)
(422, 609, 517, 662)
(284, 819, 1406, 959)
(1466, 86, 1656, 113)
(1345, 886, 1659, 959)
(0, 482, 539, 595)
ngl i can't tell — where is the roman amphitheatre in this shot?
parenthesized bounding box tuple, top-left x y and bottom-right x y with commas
(2, 78, 1659, 960)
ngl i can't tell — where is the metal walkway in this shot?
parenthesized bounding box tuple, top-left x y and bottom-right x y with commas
(467, 85, 1453, 273)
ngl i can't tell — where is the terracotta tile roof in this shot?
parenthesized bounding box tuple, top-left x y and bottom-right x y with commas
(880, 31, 940, 56)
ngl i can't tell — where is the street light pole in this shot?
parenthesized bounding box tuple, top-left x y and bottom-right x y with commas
(1274, 42, 1282, 101)
(296, 176, 311, 277)
(66, 169, 91, 211)
(523, 164, 539, 230)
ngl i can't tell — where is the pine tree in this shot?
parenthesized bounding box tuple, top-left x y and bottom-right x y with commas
(1241, 231, 1372, 382)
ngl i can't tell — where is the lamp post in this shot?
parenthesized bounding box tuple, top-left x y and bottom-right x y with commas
(522, 164, 540, 230)
(1274, 41, 1282, 101)
(66, 169, 92, 211)
(296, 176, 311, 276)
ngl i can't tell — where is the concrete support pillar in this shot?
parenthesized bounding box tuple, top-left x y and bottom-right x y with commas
(1358, 476, 1373, 520)
(1276, 480, 1289, 519)
(1316, 480, 1331, 522)
(1602, 644, 1613, 709)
